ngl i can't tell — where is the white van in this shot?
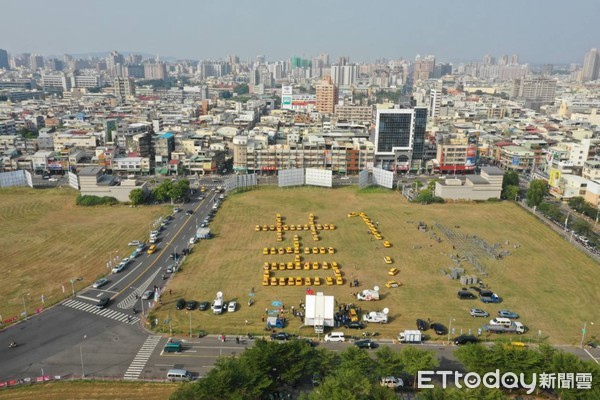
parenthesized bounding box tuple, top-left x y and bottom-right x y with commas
(212, 298, 223, 315)
(489, 317, 512, 327)
(166, 369, 192, 382)
(324, 332, 345, 342)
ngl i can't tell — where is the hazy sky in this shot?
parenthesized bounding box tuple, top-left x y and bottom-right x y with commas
(1, 0, 598, 64)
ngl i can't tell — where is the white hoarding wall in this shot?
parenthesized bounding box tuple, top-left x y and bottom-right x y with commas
(372, 167, 394, 189)
(358, 169, 370, 189)
(225, 174, 257, 192)
(224, 176, 237, 192)
(278, 168, 305, 187)
(305, 168, 332, 188)
(0, 170, 32, 188)
(68, 171, 80, 190)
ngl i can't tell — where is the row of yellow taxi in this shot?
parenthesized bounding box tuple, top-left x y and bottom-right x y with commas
(255, 223, 336, 232)
(263, 261, 341, 271)
(262, 274, 344, 286)
(262, 246, 335, 255)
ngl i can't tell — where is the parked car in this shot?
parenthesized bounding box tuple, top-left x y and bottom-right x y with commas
(430, 323, 447, 335)
(96, 297, 110, 309)
(457, 290, 477, 300)
(176, 299, 186, 310)
(480, 293, 501, 303)
(380, 376, 404, 388)
(386, 280, 401, 288)
(469, 308, 490, 318)
(388, 268, 399, 276)
(270, 332, 290, 341)
(93, 278, 108, 288)
(142, 290, 154, 300)
(170, 252, 179, 260)
(198, 301, 210, 311)
(227, 301, 237, 313)
(344, 321, 365, 330)
(128, 240, 142, 246)
(355, 339, 375, 349)
(185, 210, 193, 215)
(186, 300, 198, 310)
(416, 319, 429, 331)
(454, 335, 478, 345)
(497, 310, 519, 319)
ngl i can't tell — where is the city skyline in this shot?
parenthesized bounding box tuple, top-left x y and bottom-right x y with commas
(1, 0, 599, 64)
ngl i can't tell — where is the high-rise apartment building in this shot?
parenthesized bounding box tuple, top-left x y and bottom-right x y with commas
(330, 64, 357, 86)
(144, 62, 168, 80)
(113, 77, 136, 102)
(582, 48, 600, 82)
(414, 55, 436, 81)
(316, 78, 338, 115)
(29, 54, 44, 70)
(0, 49, 9, 69)
(374, 107, 427, 171)
(511, 77, 557, 108)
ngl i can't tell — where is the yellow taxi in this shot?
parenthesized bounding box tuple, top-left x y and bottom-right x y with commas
(314, 277, 321, 286)
(147, 244, 157, 254)
(334, 269, 341, 277)
(296, 224, 302, 230)
(270, 277, 278, 286)
(270, 262, 278, 270)
(255, 225, 261, 231)
(276, 235, 283, 242)
(388, 268, 399, 276)
(262, 277, 269, 286)
(294, 247, 300, 254)
(290, 225, 296, 231)
(262, 225, 269, 231)
(313, 236, 320, 241)
(287, 262, 294, 270)
(295, 255, 302, 263)
(322, 262, 329, 269)
(293, 235, 299, 240)
(312, 261, 319, 270)
(312, 247, 319, 254)
(331, 262, 339, 269)
(328, 247, 335, 254)
(279, 277, 286, 286)
(303, 262, 311, 270)
(269, 225, 276, 231)
(384, 256, 393, 264)
(383, 241, 392, 248)
(279, 263, 286, 271)
(283, 225, 289, 231)
(347, 212, 358, 217)
(319, 247, 325, 254)
(278, 248, 285, 255)
(304, 277, 311, 285)
(303, 224, 309, 230)
(304, 247, 311, 254)
(296, 277, 303, 286)
(286, 247, 293, 254)
(336, 276, 344, 285)
(287, 277, 295, 286)
(263, 247, 269, 255)
(330, 224, 335, 230)
(326, 277, 334, 285)
(295, 262, 301, 270)
(323, 224, 330, 230)
(386, 280, 401, 288)
(316, 224, 323, 230)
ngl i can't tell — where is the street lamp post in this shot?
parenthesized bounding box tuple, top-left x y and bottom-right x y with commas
(581, 321, 594, 348)
(80, 335, 87, 378)
(564, 211, 571, 231)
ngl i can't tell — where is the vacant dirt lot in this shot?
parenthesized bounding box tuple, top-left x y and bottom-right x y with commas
(152, 186, 599, 345)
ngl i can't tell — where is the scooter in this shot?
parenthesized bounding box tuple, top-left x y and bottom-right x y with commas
(9, 342, 18, 348)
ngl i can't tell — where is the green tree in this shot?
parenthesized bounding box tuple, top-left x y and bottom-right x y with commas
(302, 368, 395, 400)
(397, 346, 439, 388)
(568, 196, 586, 212)
(169, 179, 190, 202)
(417, 387, 508, 400)
(153, 180, 173, 202)
(128, 188, 145, 205)
(526, 179, 547, 207)
(220, 90, 232, 99)
(415, 189, 444, 204)
(501, 170, 519, 199)
(503, 185, 520, 201)
(571, 218, 592, 237)
(375, 346, 404, 377)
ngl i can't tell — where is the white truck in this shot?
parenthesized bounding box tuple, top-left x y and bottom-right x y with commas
(397, 330, 423, 343)
(482, 321, 526, 334)
(363, 308, 389, 324)
(357, 286, 380, 301)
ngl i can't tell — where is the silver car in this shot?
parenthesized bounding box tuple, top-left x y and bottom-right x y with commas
(469, 308, 490, 318)
(93, 278, 108, 288)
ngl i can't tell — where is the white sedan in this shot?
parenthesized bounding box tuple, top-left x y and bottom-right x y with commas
(227, 301, 237, 313)
(128, 240, 142, 246)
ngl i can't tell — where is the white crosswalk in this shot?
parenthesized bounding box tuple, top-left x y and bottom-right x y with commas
(117, 268, 163, 310)
(62, 299, 140, 324)
(124, 335, 162, 380)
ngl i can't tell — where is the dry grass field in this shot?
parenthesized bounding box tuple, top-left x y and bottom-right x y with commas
(152, 185, 599, 345)
(0, 381, 177, 400)
(0, 187, 168, 321)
